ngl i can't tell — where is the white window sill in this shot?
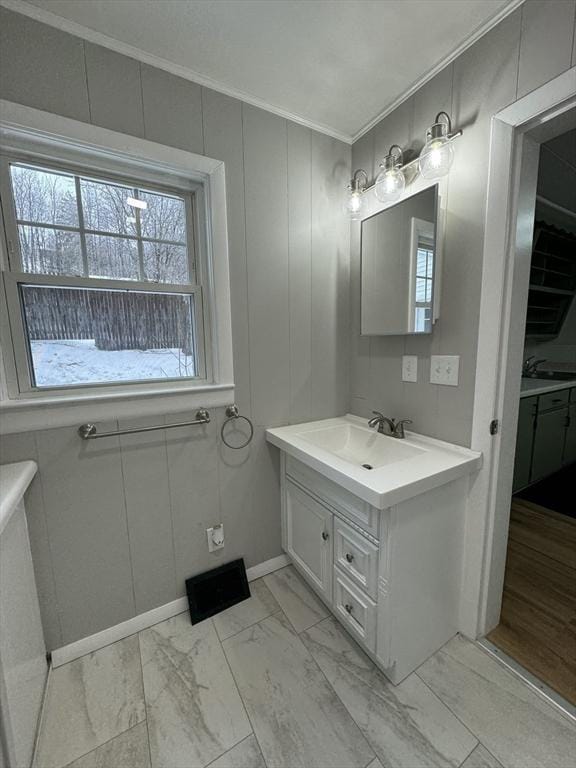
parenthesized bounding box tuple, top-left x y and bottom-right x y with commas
(0, 382, 235, 434)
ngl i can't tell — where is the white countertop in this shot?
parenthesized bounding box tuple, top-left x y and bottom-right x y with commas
(266, 415, 482, 509)
(0, 461, 37, 536)
(520, 378, 576, 398)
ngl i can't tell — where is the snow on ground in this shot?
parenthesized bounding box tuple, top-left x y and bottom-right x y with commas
(30, 340, 195, 386)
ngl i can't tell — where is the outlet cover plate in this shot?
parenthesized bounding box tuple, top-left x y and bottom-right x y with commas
(430, 355, 460, 386)
(402, 355, 418, 383)
(207, 524, 225, 552)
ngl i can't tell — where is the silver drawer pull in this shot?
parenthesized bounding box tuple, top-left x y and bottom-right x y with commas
(345, 553, 354, 563)
(321, 531, 329, 541)
(344, 603, 353, 614)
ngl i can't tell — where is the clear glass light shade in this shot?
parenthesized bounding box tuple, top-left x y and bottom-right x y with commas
(345, 189, 364, 220)
(374, 166, 405, 203)
(419, 136, 454, 179)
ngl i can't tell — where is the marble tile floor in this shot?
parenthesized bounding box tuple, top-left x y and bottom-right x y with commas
(34, 566, 576, 768)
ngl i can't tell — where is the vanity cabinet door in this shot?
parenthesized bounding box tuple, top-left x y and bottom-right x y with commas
(285, 480, 333, 602)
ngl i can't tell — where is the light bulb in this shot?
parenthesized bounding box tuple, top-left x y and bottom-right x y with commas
(419, 135, 454, 179)
(419, 113, 457, 179)
(374, 146, 405, 204)
(346, 189, 364, 219)
(345, 169, 368, 219)
(374, 168, 405, 203)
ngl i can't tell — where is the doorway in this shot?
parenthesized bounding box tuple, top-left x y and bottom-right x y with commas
(463, 69, 576, 713)
(486, 127, 576, 706)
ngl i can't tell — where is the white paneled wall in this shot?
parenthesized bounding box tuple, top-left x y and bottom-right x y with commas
(1, 0, 574, 650)
(350, 0, 576, 447)
(0, 7, 350, 650)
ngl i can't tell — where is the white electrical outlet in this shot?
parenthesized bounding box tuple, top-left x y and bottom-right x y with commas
(402, 355, 418, 383)
(206, 524, 225, 552)
(430, 355, 460, 386)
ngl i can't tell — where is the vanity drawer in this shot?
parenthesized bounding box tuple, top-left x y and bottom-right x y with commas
(286, 456, 379, 538)
(333, 517, 379, 600)
(333, 567, 377, 653)
(539, 389, 569, 411)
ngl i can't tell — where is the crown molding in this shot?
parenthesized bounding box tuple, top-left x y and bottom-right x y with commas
(2, 0, 526, 147)
(0, 0, 353, 143)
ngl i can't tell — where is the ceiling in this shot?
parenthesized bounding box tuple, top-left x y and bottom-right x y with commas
(12, 0, 521, 142)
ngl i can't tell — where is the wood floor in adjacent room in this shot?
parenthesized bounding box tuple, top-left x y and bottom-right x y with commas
(488, 498, 576, 706)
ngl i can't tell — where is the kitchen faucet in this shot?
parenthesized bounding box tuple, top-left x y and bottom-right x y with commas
(368, 411, 413, 439)
(523, 356, 547, 377)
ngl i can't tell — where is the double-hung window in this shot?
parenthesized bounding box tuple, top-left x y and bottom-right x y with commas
(1, 156, 208, 395)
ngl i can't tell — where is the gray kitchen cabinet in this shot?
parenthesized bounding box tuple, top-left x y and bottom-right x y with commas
(513, 396, 537, 492)
(513, 386, 576, 490)
(532, 406, 569, 483)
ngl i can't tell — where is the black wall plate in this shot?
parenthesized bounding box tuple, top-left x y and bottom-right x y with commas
(185, 558, 250, 624)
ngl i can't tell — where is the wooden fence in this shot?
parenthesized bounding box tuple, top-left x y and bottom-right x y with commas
(22, 287, 194, 354)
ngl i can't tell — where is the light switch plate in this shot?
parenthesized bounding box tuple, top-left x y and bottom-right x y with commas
(402, 355, 418, 382)
(430, 355, 460, 386)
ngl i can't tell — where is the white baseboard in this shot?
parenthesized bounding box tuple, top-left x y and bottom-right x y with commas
(50, 554, 290, 668)
(244, 553, 289, 580)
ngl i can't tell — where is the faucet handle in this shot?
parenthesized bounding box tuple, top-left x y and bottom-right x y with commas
(394, 419, 413, 438)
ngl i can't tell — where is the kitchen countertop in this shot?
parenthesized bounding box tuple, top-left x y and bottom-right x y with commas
(520, 378, 576, 398)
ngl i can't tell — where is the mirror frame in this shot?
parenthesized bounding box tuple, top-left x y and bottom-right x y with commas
(357, 175, 447, 337)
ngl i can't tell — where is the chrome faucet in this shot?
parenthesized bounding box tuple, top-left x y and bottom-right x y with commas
(368, 411, 413, 439)
(523, 356, 547, 377)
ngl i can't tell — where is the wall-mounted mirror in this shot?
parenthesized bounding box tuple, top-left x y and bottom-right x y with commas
(361, 185, 438, 335)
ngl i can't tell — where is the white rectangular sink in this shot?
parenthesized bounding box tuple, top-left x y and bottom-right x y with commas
(299, 423, 425, 469)
(266, 415, 482, 509)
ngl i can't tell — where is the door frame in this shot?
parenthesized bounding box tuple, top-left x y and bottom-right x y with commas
(463, 67, 576, 639)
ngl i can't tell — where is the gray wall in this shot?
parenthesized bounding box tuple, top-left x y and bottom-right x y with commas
(0, 7, 350, 649)
(350, 0, 576, 446)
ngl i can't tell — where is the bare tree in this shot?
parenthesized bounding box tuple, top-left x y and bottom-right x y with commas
(10, 164, 194, 362)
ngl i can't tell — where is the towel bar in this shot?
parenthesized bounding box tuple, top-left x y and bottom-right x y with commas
(78, 408, 210, 439)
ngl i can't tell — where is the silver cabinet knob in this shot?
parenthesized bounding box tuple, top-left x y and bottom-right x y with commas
(321, 531, 329, 541)
(344, 603, 353, 614)
(345, 553, 354, 563)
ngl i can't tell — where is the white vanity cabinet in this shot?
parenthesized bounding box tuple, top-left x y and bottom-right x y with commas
(280, 453, 470, 684)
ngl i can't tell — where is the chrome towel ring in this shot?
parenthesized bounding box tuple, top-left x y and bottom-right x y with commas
(220, 404, 254, 449)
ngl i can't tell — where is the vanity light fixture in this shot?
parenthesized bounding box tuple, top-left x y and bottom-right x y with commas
(374, 145, 406, 204)
(346, 168, 368, 220)
(418, 111, 462, 180)
(346, 112, 463, 218)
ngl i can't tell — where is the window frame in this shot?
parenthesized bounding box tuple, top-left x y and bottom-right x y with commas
(0, 100, 234, 433)
(408, 216, 436, 334)
(1, 152, 209, 398)
(2, 155, 199, 282)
